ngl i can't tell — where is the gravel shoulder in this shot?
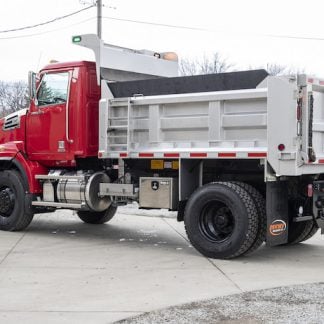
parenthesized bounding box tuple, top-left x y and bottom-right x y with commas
(117, 283, 324, 324)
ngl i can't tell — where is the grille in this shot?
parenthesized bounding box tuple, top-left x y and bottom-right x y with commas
(3, 114, 19, 130)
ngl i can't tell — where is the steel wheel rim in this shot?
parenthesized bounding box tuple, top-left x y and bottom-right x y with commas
(199, 201, 235, 243)
(0, 187, 15, 217)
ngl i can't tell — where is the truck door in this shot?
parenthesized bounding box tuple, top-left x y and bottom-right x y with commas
(26, 71, 71, 162)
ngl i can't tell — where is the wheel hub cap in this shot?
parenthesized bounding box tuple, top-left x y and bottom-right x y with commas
(199, 203, 235, 243)
(0, 188, 15, 217)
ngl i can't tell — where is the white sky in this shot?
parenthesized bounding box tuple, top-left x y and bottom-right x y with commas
(1, 0, 324, 81)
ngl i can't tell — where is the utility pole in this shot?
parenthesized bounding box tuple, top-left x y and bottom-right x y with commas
(97, 0, 102, 39)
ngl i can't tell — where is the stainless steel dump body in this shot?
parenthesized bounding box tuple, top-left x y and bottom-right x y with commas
(99, 75, 324, 177)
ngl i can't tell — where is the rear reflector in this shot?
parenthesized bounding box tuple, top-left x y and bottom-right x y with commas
(139, 153, 154, 158)
(190, 153, 207, 158)
(218, 152, 236, 158)
(248, 152, 267, 158)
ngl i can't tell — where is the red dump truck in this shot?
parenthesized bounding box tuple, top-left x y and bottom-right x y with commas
(1, 34, 324, 259)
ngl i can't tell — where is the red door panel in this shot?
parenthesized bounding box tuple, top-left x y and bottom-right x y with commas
(26, 71, 72, 163)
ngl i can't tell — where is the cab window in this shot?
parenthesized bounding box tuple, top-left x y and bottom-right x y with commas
(37, 72, 69, 106)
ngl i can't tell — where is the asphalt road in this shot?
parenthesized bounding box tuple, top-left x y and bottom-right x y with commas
(0, 206, 323, 324)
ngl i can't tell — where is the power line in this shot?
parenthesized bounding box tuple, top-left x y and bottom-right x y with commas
(1, 10, 324, 43)
(0, 5, 95, 34)
(102, 15, 324, 41)
(265, 33, 324, 41)
(0, 17, 97, 40)
(103, 16, 210, 32)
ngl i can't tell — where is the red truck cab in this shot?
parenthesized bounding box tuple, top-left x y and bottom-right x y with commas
(0, 61, 100, 168)
(25, 61, 100, 167)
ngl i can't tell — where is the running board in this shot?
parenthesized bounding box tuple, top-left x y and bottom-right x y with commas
(32, 201, 84, 209)
(35, 175, 85, 180)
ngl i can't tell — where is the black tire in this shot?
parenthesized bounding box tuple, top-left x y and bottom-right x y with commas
(184, 182, 259, 259)
(300, 223, 319, 243)
(232, 182, 266, 254)
(286, 199, 317, 244)
(0, 170, 34, 231)
(288, 221, 312, 244)
(77, 205, 117, 224)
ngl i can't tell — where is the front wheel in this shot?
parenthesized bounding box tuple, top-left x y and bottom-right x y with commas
(184, 182, 259, 259)
(77, 205, 117, 224)
(0, 170, 34, 231)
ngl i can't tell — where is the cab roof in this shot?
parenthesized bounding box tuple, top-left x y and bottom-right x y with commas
(40, 60, 95, 72)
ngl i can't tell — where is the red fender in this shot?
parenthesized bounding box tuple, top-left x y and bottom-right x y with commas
(0, 141, 48, 193)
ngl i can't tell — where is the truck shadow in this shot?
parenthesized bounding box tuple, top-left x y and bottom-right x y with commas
(27, 214, 197, 256)
(246, 240, 324, 262)
(26, 214, 324, 263)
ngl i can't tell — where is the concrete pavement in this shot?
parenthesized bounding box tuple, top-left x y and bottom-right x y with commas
(0, 207, 323, 324)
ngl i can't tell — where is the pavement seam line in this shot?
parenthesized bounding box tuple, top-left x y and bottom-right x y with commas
(162, 218, 244, 293)
(0, 231, 28, 266)
(161, 218, 190, 243)
(205, 259, 244, 293)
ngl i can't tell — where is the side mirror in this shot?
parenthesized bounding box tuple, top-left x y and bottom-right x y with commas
(28, 71, 36, 100)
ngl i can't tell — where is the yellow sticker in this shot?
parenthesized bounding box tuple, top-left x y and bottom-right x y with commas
(151, 160, 164, 170)
(172, 161, 179, 170)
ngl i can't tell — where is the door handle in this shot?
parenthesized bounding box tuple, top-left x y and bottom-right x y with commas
(30, 110, 44, 115)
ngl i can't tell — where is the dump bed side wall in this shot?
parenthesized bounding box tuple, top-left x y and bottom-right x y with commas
(99, 88, 268, 157)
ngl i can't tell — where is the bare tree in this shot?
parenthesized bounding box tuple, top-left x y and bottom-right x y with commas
(199, 53, 233, 74)
(0, 81, 28, 117)
(266, 63, 287, 76)
(179, 58, 199, 76)
(266, 63, 306, 76)
(0, 82, 7, 111)
(179, 53, 233, 76)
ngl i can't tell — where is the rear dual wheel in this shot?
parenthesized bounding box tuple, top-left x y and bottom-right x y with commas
(233, 182, 266, 254)
(284, 199, 319, 245)
(184, 182, 261, 259)
(287, 218, 318, 245)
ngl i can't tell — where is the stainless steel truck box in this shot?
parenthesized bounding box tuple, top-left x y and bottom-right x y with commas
(139, 177, 178, 210)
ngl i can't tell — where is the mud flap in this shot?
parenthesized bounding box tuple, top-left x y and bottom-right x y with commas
(266, 181, 289, 246)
